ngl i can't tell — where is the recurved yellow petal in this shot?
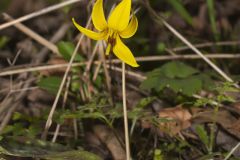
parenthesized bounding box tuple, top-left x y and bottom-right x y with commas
(113, 35, 139, 67)
(108, 0, 131, 32)
(92, 0, 107, 31)
(119, 15, 138, 38)
(72, 18, 106, 40)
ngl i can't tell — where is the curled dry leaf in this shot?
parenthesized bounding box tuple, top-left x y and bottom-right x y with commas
(158, 106, 192, 136)
(192, 109, 240, 139)
(216, 130, 240, 157)
(232, 102, 240, 113)
(93, 125, 126, 160)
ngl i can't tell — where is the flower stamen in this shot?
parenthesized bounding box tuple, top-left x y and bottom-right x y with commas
(105, 30, 117, 55)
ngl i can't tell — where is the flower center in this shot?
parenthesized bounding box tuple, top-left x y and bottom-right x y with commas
(105, 29, 117, 55)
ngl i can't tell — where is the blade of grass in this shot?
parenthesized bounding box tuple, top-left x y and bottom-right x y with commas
(167, 0, 193, 26)
(41, 8, 93, 140)
(206, 0, 219, 40)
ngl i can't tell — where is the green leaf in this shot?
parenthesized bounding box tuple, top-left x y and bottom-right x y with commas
(174, 76, 202, 96)
(157, 77, 202, 96)
(38, 76, 62, 94)
(157, 43, 166, 53)
(0, 137, 69, 157)
(167, 0, 193, 26)
(206, 0, 219, 40)
(141, 76, 160, 90)
(136, 97, 156, 108)
(197, 74, 215, 91)
(160, 61, 199, 78)
(57, 41, 84, 61)
(128, 97, 156, 119)
(0, 36, 9, 49)
(140, 62, 214, 96)
(0, 1, 11, 12)
(154, 149, 163, 160)
(43, 150, 102, 160)
(195, 125, 209, 148)
(0, 137, 102, 160)
(1, 123, 25, 136)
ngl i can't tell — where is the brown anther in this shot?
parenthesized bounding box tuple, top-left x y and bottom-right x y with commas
(108, 36, 116, 47)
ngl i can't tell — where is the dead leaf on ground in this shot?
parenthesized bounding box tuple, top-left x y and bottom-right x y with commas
(93, 125, 126, 160)
(192, 109, 240, 139)
(158, 105, 192, 136)
(217, 130, 240, 157)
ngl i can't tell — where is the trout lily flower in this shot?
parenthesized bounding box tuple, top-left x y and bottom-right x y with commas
(72, 0, 139, 67)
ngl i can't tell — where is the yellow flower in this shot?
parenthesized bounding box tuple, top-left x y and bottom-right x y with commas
(72, 0, 139, 67)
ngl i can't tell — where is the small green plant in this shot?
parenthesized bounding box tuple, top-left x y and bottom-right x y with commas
(194, 82, 239, 158)
(141, 61, 214, 96)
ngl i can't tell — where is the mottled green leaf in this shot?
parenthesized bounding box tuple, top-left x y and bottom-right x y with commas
(140, 62, 213, 96)
(38, 76, 61, 94)
(57, 41, 84, 61)
(160, 61, 199, 78)
(0, 137, 102, 160)
(0, 36, 9, 49)
(43, 150, 102, 160)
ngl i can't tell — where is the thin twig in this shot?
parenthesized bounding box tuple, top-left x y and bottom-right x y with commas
(99, 41, 112, 99)
(52, 76, 71, 142)
(172, 40, 240, 52)
(161, 20, 234, 82)
(122, 62, 131, 160)
(7, 50, 21, 91)
(0, 0, 82, 30)
(1, 53, 240, 77)
(10, 86, 39, 93)
(83, 42, 100, 76)
(144, 0, 235, 83)
(109, 65, 145, 81)
(0, 103, 19, 132)
(41, 15, 92, 140)
(3, 13, 59, 55)
(92, 62, 102, 81)
(224, 142, 240, 160)
(34, 23, 70, 63)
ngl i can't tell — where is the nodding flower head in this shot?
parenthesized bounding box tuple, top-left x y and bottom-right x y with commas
(72, 0, 139, 67)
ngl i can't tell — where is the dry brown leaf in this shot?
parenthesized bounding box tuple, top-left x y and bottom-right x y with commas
(158, 105, 192, 136)
(224, 119, 240, 140)
(192, 109, 240, 139)
(141, 118, 152, 129)
(93, 125, 126, 160)
(232, 102, 240, 112)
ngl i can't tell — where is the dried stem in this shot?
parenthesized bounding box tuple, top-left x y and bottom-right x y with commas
(161, 19, 234, 83)
(144, 0, 235, 83)
(0, 0, 82, 30)
(52, 76, 71, 142)
(122, 62, 131, 160)
(1, 53, 240, 77)
(224, 142, 240, 160)
(41, 16, 92, 140)
(3, 13, 59, 55)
